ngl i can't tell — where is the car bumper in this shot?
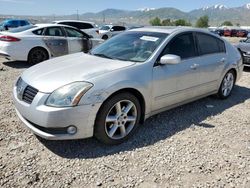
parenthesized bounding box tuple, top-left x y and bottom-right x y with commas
(0, 50, 12, 60)
(243, 55, 250, 66)
(13, 86, 101, 140)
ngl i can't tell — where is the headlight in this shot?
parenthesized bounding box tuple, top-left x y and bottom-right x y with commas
(46, 82, 93, 107)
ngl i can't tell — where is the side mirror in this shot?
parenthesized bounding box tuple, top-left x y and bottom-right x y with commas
(159, 54, 181, 65)
(110, 29, 114, 32)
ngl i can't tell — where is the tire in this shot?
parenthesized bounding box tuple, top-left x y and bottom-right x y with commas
(217, 70, 236, 99)
(94, 92, 141, 145)
(28, 48, 49, 64)
(102, 35, 108, 40)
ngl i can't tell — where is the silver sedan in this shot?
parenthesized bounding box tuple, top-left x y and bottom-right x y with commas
(13, 27, 244, 144)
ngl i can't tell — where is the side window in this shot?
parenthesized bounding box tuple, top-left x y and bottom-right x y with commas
(217, 39, 226, 53)
(20, 20, 27, 26)
(32, 28, 44, 35)
(9, 21, 19, 27)
(112, 26, 126, 31)
(61, 22, 78, 28)
(196, 33, 224, 55)
(78, 23, 94, 29)
(44, 27, 64, 37)
(162, 33, 196, 59)
(64, 27, 84, 38)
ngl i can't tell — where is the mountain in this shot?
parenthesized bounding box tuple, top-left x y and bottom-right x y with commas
(1, 3, 250, 26)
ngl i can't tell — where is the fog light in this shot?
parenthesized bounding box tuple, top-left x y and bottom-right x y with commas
(67, 126, 77, 135)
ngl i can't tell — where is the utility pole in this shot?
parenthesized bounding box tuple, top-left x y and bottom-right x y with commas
(76, 9, 79, 20)
(103, 13, 105, 23)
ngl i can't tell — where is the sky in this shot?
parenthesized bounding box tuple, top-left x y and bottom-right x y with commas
(0, 0, 250, 15)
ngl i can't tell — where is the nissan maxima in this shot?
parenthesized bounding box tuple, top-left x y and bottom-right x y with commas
(13, 27, 243, 144)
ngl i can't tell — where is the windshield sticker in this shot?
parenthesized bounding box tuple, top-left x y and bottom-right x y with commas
(140, 36, 159, 42)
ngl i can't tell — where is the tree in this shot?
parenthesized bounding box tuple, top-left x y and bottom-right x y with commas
(149, 17, 162, 26)
(161, 19, 174, 26)
(195, 15, 209, 28)
(221, 21, 233, 26)
(174, 19, 192, 26)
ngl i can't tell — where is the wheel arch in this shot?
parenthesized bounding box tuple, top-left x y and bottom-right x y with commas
(97, 88, 146, 124)
(27, 46, 50, 61)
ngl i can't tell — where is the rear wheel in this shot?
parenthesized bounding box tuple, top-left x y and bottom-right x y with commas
(102, 35, 108, 40)
(28, 48, 49, 64)
(217, 70, 236, 99)
(94, 93, 141, 145)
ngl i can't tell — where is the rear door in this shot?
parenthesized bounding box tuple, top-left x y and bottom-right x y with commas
(43, 26, 68, 57)
(64, 26, 90, 53)
(194, 32, 227, 94)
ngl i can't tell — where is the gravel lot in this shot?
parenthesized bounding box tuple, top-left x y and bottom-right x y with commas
(0, 57, 250, 188)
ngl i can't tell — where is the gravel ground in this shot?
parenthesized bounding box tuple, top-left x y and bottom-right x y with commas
(0, 57, 250, 188)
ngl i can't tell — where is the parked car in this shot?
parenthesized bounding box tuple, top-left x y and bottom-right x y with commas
(236, 30, 248, 38)
(236, 38, 250, 66)
(224, 29, 238, 37)
(13, 27, 243, 144)
(0, 19, 31, 31)
(0, 24, 103, 64)
(53, 20, 99, 38)
(98, 25, 127, 40)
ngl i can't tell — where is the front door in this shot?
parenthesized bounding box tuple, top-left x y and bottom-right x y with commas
(43, 26, 68, 57)
(64, 27, 90, 53)
(152, 32, 200, 111)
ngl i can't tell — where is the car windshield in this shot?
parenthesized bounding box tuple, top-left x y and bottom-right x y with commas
(91, 31, 168, 62)
(8, 25, 36, 33)
(100, 26, 111, 30)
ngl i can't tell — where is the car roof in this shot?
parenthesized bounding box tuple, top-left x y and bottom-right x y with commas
(53, 20, 95, 25)
(35, 23, 76, 28)
(130, 26, 213, 35)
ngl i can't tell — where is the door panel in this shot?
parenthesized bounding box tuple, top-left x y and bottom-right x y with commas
(152, 58, 200, 111)
(43, 37, 68, 57)
(43, 27, 68, 57)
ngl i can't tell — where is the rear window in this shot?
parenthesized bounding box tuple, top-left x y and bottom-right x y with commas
(8, 25, 37, 33)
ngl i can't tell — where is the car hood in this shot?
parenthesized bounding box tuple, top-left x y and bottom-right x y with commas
(21, 53, 135, 93)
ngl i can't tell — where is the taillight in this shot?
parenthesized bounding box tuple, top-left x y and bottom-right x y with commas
(0, 35, 21, 42)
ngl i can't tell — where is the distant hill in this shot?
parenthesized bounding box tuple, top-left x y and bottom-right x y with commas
(1, 3, 250, 26)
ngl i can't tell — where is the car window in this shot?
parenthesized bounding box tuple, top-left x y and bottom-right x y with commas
(112, 26, 126, 31)
(162, 33, 196, 59)
(20, 20, 27, 26)
(196, 33, 225, 55)
(44, 27, 64, 37)
(32, 28, 44, 35)
(100, 26, 110, 30)
(64, 27, 84, 38)
(245, 39, 250, 43)
(78, 23, 94, 29)
(8, 20, 19, 27)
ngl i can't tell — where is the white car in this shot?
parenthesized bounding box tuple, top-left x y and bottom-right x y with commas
(99, 25, 127, 40)
(0, 24, 103, 64)
(53, 20, 99, 38)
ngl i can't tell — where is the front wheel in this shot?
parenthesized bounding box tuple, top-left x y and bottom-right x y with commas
(217, 70, 236, 99)
(94, 93, 141, 145)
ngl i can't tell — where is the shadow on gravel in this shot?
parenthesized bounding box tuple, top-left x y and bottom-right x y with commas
(39, 85, 250, 159)
(3, 61, 31, 69)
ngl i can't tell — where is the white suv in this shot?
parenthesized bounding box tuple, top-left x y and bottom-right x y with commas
(53, 20, 99, 38)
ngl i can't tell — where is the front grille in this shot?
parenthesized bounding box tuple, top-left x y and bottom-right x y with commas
(22, 85, 39, 104)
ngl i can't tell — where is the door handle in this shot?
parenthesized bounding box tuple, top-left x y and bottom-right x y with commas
(219, 58, 226, 64)
(190, 63, 199, 70)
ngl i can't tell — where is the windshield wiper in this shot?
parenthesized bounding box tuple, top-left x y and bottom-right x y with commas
(93, 53, 114, 59)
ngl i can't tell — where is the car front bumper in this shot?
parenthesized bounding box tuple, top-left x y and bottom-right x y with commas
(13, 86, 102, 140)
(243, 54, 250, 66)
